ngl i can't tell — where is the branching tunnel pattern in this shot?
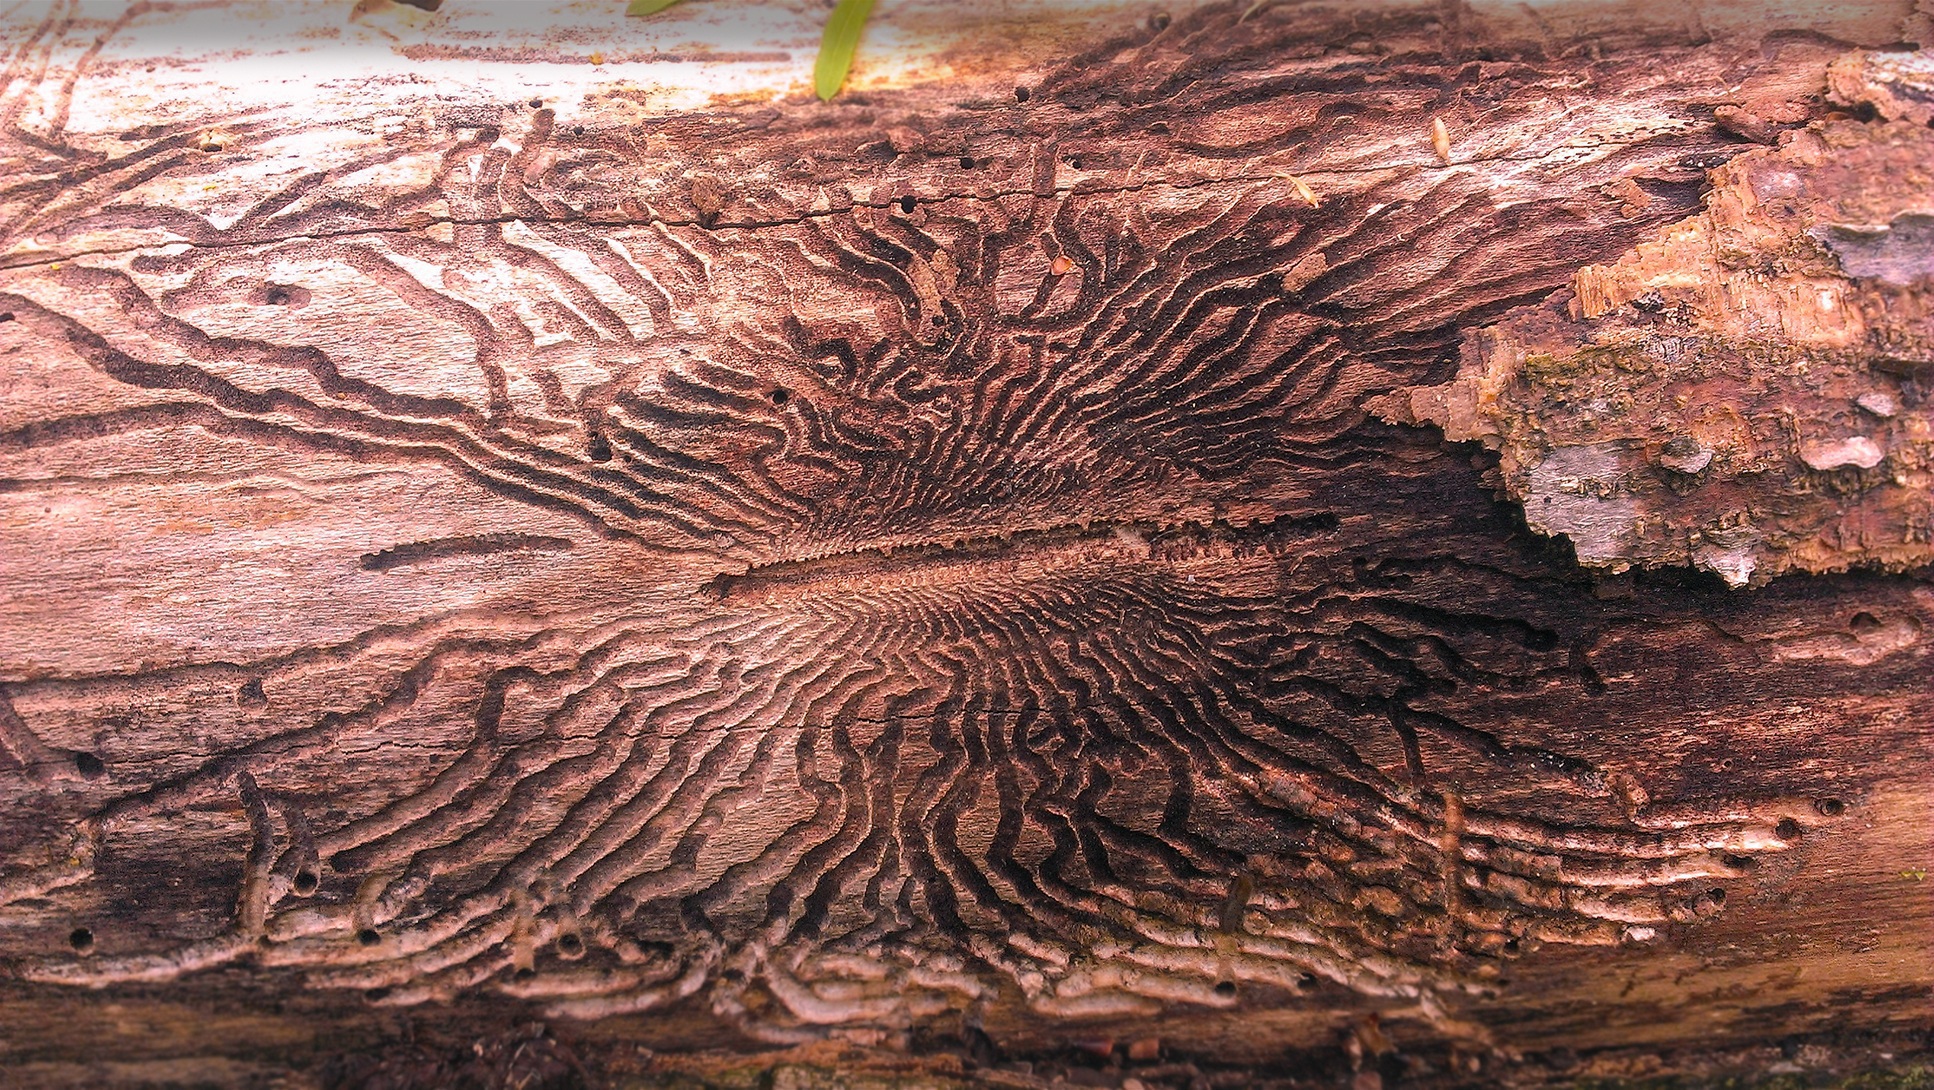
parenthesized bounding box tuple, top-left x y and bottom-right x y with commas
(0, 0, 1902, 1042)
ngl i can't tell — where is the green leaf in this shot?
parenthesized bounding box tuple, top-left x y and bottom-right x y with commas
(626, 0, 683, 15)
(814, 0, 875, 101)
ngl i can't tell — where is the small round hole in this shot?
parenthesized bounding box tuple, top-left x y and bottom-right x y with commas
(1776, 817, 1802, 840)
(1213, 980, 1236, 999)
(1814, 797, 1845, 818)
(1706, 887, 1726, 906)
(264, 288, 291, 306)
(931, 315, 947, 327)
(587, 435, 613, 463)
(513, 967, 536, 982)
(959, 155, 975, 169)
(572, 124, 585, 136)
(68, 927, 94, 953)
(1067, 156, 1083, 170)
(1502, 937, 1521, 954)
(1722, 853, 1757, 872)
(1014, 86, 1031, 103)
(529, 97, 543, 109)
(293, 869, 319, 896)
(1296, 972, 1317, 989)
(1149, 11, 1171, 30)
(73, 752, 105, 778)
(200, 141, 223, 153)
(556, 932, 585, 958)
(1850, 611, 1881, 632)
(356, 928, 380, 947)
(238, 677, 267, 706)
(769, 388, 790, 405)
(899, 195, 917, 214)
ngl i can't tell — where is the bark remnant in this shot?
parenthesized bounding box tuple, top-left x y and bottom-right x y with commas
(1376, 58, 1934, 586)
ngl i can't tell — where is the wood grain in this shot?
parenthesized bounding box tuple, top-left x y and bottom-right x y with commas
(0, 1, 1929, 1084)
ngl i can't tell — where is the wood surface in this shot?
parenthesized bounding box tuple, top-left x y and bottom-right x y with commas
(0, 1, 1930, 1086)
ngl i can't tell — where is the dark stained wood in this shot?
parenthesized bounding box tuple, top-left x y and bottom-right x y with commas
(0, 1, 1930, 1086)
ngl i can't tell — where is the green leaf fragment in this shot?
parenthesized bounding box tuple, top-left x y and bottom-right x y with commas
(626, 0, 683, 15)
(814, 0, 875, 101)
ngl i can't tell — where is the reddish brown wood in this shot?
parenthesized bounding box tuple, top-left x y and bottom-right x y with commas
(0, 1, 1929, 1086)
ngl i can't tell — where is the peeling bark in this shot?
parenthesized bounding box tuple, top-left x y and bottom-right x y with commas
(1374, 103, 1934, 586)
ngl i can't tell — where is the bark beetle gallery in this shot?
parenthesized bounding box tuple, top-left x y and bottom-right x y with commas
(0, 0, 1930, 1068)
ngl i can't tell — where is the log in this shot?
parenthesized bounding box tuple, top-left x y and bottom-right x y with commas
(1, 1, 1931, 1086)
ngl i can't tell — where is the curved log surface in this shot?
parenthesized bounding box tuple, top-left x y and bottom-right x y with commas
(0, 1, 1930, 1086)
